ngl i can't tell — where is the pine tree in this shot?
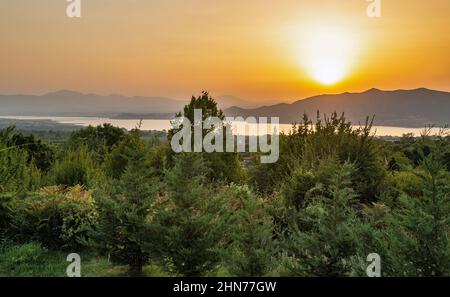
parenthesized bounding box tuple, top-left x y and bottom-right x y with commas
(168, 91, 244, 184)
(93, 130, 161, 275)
(157, 153, 224, 276)
(222, 185, 275, 276)
(386, 143, 450, 276)
(284, 162, 376, 276)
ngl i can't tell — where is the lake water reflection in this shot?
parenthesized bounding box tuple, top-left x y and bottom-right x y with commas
(0, 116, 443, 137)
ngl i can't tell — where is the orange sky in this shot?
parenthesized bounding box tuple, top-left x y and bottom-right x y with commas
(1, 0, 449, 104)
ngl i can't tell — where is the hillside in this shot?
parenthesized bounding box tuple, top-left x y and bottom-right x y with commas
(225, 88, 450, 128)
(0, 91, 256, 117)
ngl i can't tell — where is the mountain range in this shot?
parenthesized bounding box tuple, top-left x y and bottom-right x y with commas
(225, 88, 450, 128)
(1, 88, 450, 128)
(0, 90, 254, 117)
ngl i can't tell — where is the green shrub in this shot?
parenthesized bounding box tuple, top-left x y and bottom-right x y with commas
(11, 185, 98, 249)
(0, 145, 42, 193)
(250, 113, 386, 203)
(388, 151, 413, 171)
(51, 146, 95, 187)
(283, 163, 380, 276)
(69, 124, 126, 164)
(221, 185, 275, 276)
(391, 170, 424, 198)
(385, 152, 450, 277)
(0, 195, 13, 241)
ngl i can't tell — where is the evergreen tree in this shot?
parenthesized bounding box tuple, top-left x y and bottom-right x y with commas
(284, 162, 376, 276)
(386, 144, 450, 276)
(0, 127, 42, 193)
(51, 146, 95, 187)
(250, 113, 385, 203)
(69, 124, 126, 163)
(168, 91, 244, 184)
(158, 153, 224, 276)
(3, 127, 54, 172)
(93, 130, 161, 274)
(222, 185, 275, 276)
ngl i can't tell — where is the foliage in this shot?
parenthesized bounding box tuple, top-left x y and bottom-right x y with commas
(221, 185, 275, 276)
(250, 113, 386, 203)
(0, 242, 166, 277)
(2, 113, 450, 277)
(51, 146, 95, 187)
(102, 128, 152, 179)
(0, 194, 13, 239)
(69, 124, 126, 163)
(168, 91, 244, 184)
(1, 127, 54, 171)
(10, 185, 98, 249)
(157, 153, 224, 276)
(92, 130, 161, 274)
(0, 127, 43, 193)
(0, 242, 58, 277)
(385, 142, 450, 276)
(283, 162, 379, 276)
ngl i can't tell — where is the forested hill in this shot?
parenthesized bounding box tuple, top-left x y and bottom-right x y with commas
(225, 88, 450, 127)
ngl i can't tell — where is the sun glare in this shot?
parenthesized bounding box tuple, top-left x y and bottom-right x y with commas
(300, 25, 357, 85)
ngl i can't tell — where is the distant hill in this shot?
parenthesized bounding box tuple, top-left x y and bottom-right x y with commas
(2, 88, 450, 128)
(0, 90, 255, 117)
(225, 88, 450, 128)
(216, 95, 258, 109)
(0, 90, 187, 116)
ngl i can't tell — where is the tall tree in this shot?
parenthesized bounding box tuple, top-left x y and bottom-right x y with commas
(168, 91, 244, 184)
(69, 124, 126, 163)
(93, 130, 161, 274)
(157, 153, 224, 276)
(222, 185, 275, 276)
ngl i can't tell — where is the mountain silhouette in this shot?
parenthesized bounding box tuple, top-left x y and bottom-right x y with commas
(2, 88, 450, 128)
(0, 90, 254, 116)
(225, 88, 450, 128)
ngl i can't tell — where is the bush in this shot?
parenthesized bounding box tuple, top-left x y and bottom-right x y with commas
(0, 145, 42, 193)
(283, 163, 379, 276)
(391, 170, 424, 198)
(10, 185, 98, 249)
(385, 151, 450, 276)
(6, 130, 55, 172)
(250, 113, 386, 203)
(0, 194, 13, 240)
(221, 185, 275, 276)
(69, 124, 126, 163)
(51, 146, 95, 187)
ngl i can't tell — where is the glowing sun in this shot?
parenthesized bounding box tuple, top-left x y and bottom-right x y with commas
(300, 25, 357, 85)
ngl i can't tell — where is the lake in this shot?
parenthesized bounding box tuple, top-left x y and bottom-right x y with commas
(0, 116, 441, 137)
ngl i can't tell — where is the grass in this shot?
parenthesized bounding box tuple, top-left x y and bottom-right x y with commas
(0, 242, 171, 277)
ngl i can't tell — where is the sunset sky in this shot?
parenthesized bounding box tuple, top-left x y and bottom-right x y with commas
(1, 0, 449, 104)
